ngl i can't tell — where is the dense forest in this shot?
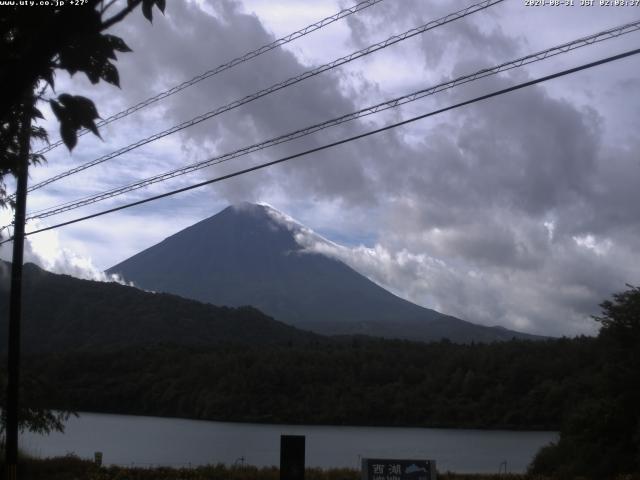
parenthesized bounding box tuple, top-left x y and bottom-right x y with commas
(11, 285, 639, 479)
(19, 337, 598, 430)
(0, 264, 637, 477)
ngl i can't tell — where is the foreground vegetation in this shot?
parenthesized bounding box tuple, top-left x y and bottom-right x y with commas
(7, 455, 640, 480)
(528, 286, 640, 478)
(1, 286, 638, 478)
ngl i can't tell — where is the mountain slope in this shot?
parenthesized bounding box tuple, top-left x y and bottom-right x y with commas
(108, 203, 540, 343)
(0, 262, 320, 353)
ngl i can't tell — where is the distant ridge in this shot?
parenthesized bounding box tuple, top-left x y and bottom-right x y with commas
(108, 203, 542, 343)
(0, 261, 320, 353)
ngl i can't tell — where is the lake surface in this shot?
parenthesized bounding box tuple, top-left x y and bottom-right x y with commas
(21, 412, 556, 474)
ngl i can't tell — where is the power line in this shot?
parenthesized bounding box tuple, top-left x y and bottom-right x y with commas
(3, 47, 637, 244)
(26, 0, 502, 193)
(24, 19, 640, 221)
(34, 0, 386, 156)
(23, 0, 504, 195)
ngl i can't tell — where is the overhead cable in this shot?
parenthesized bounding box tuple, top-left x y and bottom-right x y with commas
(25, 19, 640, 221)
(2, 47, 636, 244)
(23, 0, 504, 195)
(34, 0, 387, 156)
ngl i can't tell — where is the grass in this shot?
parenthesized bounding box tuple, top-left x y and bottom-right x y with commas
(2, 456, 639, 480)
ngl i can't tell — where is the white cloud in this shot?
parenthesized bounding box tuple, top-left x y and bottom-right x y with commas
(11, 0, 639, 338)
(0, 208, 128, 283)
(573, 234, 613, 256)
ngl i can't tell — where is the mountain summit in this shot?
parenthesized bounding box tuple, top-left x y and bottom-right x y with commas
(108, 203, 539, 343)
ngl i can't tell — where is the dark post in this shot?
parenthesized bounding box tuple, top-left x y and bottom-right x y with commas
(280, 435, 305, 480)
(5, 98, 31, 480)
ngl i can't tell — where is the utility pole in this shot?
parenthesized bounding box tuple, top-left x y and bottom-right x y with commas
(5, 97, 31, 480)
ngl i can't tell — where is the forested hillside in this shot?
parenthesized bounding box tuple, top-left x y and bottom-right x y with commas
(0, 262, 321, 353)
(21, 337, 599, 430)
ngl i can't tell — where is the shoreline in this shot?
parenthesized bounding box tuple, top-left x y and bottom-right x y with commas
(22, 413, 557, 474)
(64, 410, 560, 434)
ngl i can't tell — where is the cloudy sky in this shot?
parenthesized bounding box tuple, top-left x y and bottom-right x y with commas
(2, 0, 639, 336)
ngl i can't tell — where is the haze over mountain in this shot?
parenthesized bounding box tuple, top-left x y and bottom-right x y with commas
(108, 203, 540, 343)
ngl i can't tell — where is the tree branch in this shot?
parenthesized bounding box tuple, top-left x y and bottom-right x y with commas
(101, 0, 143, 31)
(101, 0, 119, 15)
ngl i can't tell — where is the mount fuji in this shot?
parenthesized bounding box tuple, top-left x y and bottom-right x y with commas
(107, 203, 540, 343)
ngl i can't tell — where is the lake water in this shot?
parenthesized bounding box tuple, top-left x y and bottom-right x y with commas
(21, 412, 556, 474)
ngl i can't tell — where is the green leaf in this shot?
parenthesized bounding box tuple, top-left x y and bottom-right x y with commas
(50, 95, 102, 150)
(105, 47, 117, 61)
(73, 96, 99, 120)
(60, 122, 77, 151)
(58, 33, 121, 85)
(104, 34, 132, 53)
(100, 63, 120, 88)
(49, 99, 65, 122)
(57, 93, 75, 109)
(32, 106, 44, 120)
(42, 70, 55, 90)
(29, 153, 46, 165)
(142, 0, 153, 22)
(69, 96, 100, 136)
(141, 0, 165, 22)
(85, 66, 101, 84)
(30, 126, 48, 144)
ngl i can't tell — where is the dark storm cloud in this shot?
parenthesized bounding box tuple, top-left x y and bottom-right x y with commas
(345, 0, 518, 68)
(330, 0, 638, 334)
(108, 0, 385, 205)
(416, 81, 602, 220)
(33, 0, 638, 336)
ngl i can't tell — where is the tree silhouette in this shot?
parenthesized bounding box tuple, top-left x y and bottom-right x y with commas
(0, 0, 166, 208)
(595, 284, 640, 344)
(0, 0, 165, 439)
(530, 285, 640, 478)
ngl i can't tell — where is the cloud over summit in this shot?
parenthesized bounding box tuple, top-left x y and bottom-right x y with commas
(15, 0, 640, 336)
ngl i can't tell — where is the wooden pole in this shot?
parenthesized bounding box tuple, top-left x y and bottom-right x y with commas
(5, 97, 31, 480)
